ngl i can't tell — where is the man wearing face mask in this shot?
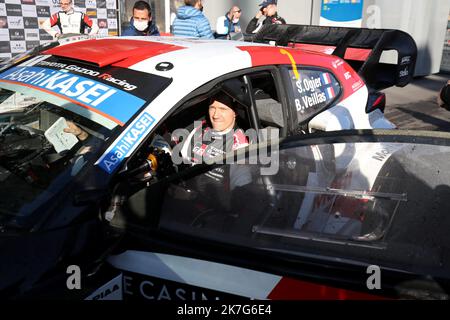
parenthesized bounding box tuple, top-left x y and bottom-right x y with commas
(246, 0, 286, 34)
(42, 0, 99, 39)
(172, 0, 214, 39)
(215, 6, 242, 39)
(122, 1, 160, 36)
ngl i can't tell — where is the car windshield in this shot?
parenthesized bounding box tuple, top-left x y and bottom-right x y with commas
(0, 54, 173, 229)
(0, 84, 114, 228)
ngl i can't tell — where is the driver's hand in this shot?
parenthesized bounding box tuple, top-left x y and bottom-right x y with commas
(64, 121, 89, 141)
(55, 33, 61, 39)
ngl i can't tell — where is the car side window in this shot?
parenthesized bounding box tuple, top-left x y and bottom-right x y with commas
(157, 138, 413, 265)
(120, 70, 284, 227)
(283, 67, 341, 126)
(249, 71, 285, 131)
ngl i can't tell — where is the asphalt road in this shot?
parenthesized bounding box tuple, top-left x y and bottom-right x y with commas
(383, 73, 450, 131)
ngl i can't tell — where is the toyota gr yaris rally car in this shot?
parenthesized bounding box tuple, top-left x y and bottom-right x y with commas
(3, 25, 445, 300)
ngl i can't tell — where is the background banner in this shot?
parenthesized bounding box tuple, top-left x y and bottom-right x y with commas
(320, 0, 364, 28)
(0, 0, 118, 60)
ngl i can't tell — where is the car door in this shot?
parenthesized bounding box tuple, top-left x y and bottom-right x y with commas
(95, 121, 450, 298)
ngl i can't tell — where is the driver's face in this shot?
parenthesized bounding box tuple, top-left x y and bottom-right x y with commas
(209, 100, 236, 132)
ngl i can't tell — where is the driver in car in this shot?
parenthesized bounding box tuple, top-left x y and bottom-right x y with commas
(166, 92, 253, 228)
(179, 91, 249, 164)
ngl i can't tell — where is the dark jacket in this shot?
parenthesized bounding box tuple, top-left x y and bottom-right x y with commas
(245, 14, 286, 34)
(122, 17, 160, 36)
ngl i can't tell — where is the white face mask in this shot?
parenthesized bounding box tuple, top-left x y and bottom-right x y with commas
(134, 20, 148, 31)
(232, 18, 239, 23)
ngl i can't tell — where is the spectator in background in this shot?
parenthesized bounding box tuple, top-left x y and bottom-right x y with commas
(246, 0, 286, 34)
(122, 1, 160, 36)
(170, 0, 185, 32)
(438, 80, 450, 111)
(42, 0, 98, 39)
(172, 0, 214, 39)
(215, 5, 242, 39)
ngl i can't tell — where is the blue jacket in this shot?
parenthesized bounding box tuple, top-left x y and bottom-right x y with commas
(122, 17, 160, 36)
(172, 6, 214, 39)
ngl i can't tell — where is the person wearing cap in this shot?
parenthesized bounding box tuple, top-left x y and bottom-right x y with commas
(172, 0, 214, 39)
(215, 5, 242, 39)
(246, 0, 286, 34)
(180, 92, 249, 164)
(122, 1, 160, 36)
(438, 80, 450, 111)
(173, 92, 251, 221)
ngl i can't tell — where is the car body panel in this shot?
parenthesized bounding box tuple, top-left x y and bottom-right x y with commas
(0, 31, 429, 300)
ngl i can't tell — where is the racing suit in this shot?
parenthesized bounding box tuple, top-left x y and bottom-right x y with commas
(245, 14, 286, 34)
(42, 9, 99, 38)
(178, 121, 251, 214)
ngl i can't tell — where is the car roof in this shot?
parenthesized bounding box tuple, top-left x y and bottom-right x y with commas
(43, 36, 340, 77)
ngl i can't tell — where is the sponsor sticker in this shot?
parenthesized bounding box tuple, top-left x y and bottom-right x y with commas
(36, 5, 51, 17)
(5, 4, 22, 16)
(25, 31, 39, 40)
(74, 0, 86, 8)
(352, 80, 364, 92)
(86, 9, 97, 18)
(39, 28, 54, 41)
(9, 29, 25, 41)
(85, 274, 123, 300)
(21, 4, 37, 16)
(97, 112, 156, 173)
(399, 66, 409, 78)
(291, 70, 340, 118)
(400, 56, 411, 66)
(0, 66, 146, 125)
(86, 0, 97, 8)
(107, 9, 116, 19)
(332, 59, 344, 69)
(24, 17, 39, 28)
(35, 0, 50, 5)
(97, 0, 107, 8)
(0, 41, 11, 54)
(97, 8, 107, 19)
(106, 0, 116, 9)
(0, 4, 6, 16)
(26, 41, 40, 51)
(10, 41, 26, 54)
(0, 29, 9, 41)
(107, 18, 117, 29)
(7, 16, 24, 29)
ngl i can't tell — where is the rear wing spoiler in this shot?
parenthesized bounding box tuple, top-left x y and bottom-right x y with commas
(248, 24, 417, 91)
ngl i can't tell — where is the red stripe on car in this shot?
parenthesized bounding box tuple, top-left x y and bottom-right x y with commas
(238, 46, 365, 101)
(44, 39, 185, 68)
(268, 277, 387, 300)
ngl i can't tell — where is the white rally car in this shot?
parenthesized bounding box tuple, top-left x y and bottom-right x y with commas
(3, 26, 447, 301)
